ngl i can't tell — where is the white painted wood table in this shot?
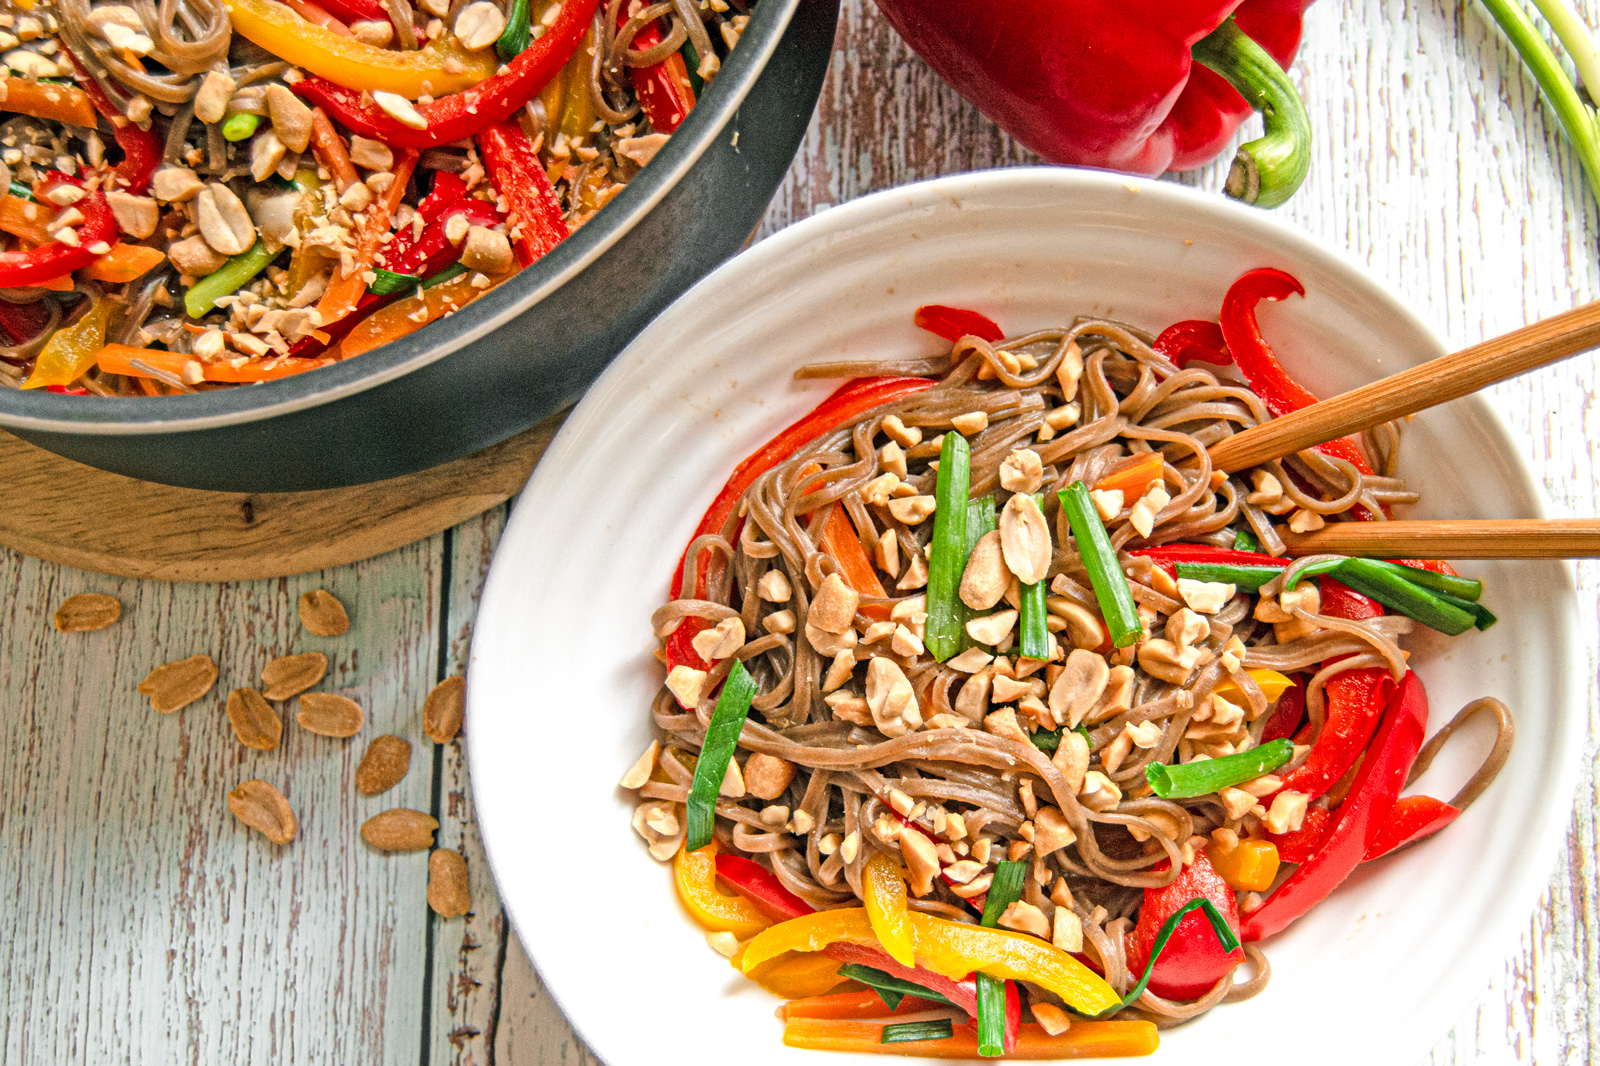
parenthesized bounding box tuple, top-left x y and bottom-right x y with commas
(3, 0, 1599, 1061)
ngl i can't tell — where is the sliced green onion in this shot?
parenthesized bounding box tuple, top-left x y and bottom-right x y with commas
(1431, 587, 1497, 631)
(1353, 559, 1483, 601)
(1330, 558, 1476, 635)
(1280, 558, 1349, 589)
(684, 660, 757, 851)
(956, 495, 997, 653)
(1174, 561, 1283, 592)
(974, 860, 1027, 1057)
(681, 39, 705, 94)
(925, 431, 972, 661)
(370, 267, 420, 296)
(881, 1019, 954, 1044)
(220, 112, 260, 141)
(1145, 738, 1294, 799)
(1029, 728, 1061, 754)
(184, 240, 278, 318)
(8, 180, 34, 201)
(1232, 526, 1261, 552)
(496, 0, 530, 59)
(835, 963, 953, 1009)
(421, 262, 469, 289)
(1090, 898, 1239, 1018)
(1059, 482, 1141, 648)
(1017, 577, 1049, 659)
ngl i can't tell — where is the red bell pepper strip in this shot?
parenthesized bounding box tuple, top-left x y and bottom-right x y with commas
(1274, 793, 1462, 864)
(291, 0, 599, 149)
(619, 6, 695, 133)
(1258, 676, 1305, 743)
(0, 174, 119, 287)
(715, 854, 816, 922)
(1218, 267, 1377, 478)
(1129, 545, 1285, 573)
(477, 121, 569, 267)
(376, 197, 505, 277)
(1152, 319, 1230, 368)
(0, 299, 51, 344)
(869, 1, 1315, 205)
(665, 375, 936, 671)
(1124, 853, 1244, 1001)
(63, 48, 161, 195)
(825, 941, 1019, 1053)
(913, 304, 1004, 344)
(313, 0, 424, 40)
(1241, 670, 1430, 941)
(418, 173, 470, 221)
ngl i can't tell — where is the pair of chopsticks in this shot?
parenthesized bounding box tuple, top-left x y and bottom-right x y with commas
(1202, 299, 1600, 559)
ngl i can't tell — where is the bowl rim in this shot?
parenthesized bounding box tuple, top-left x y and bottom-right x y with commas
(467, 165, 1586, 1064)
(0, 0, 802, 436)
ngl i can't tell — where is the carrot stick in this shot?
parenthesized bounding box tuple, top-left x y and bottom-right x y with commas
(1092, 451, 1164, 498)
(821, 503, 891, 620)
(308, 107, 362, 192)
(0, 77, 97, 128)
(95, 344, 333, 383)
(780, 990, 946, 1021)
(781, 1019, 1160, 1058)
(334, 269, 509, 357)
(317, 148, 416, 326)
(80, 243, 166, 283)
(0, 194, 54, 245)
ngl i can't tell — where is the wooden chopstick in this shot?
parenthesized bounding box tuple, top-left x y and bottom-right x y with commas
(1207, 299, 1600, 472)
(1280, 519, 1600, 558)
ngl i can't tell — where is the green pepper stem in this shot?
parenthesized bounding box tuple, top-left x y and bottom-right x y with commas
(1479, 0, 1600, 207)
(1191, 17, 1313, 208)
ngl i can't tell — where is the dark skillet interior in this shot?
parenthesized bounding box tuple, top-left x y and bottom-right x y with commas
(0, 0, 838, 492)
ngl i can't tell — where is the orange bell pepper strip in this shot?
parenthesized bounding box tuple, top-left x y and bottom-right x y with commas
(741, 909, 1121, 1015)
(0, 77, 97, 128)
(333, 268, 511, 358)
(1092, 451, 1164, 498)
(23, 301, 110, 388)
(1208, 836, 1281, 893)
(317, 148, 417, 326)
(78, 243, 167, 284)
(673, 843, 771, 937)
(224, 0, 494, 98)
(821, 504, 891, 621)
(744, 952, 852, 999)
(0, 194, 55, 245)
(779, 989, 948, 1021)
(95, 344, 334, 383)
(861, 853, 915, 968)
(782, 1019, 1160, 1058)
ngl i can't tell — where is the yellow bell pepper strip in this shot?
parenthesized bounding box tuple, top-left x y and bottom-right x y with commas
(1209, 836, 1281, 892)
(672, 842, 771, 938)
(23, 301, 110, 389)
(743, 952, 852, 999)
(1211, 668, 1294, 708)
(861, 852, 915, 968)
(741, 909, 1121, 1016)
(225, 0, 495, 98)
(782, 1019, 1160, 1059)
(0, 77, 97, 128)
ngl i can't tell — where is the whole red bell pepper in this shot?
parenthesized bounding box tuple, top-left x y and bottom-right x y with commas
(1125, 853, 1244, 1001)
(869, 2, 1316, 206)
(291, 0, 599, 149)
(477, 121, 569, 267)
(665, 375, 935, 671)
(1241, 670, 1430, 941)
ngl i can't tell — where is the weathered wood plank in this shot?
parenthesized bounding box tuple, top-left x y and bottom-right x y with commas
(0, 541, 446, 1065)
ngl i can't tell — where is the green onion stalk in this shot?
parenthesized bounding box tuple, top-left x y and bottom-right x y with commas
(1479, 0, 1600, 206)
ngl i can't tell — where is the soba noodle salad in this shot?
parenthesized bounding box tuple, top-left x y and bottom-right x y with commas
(0, 0, 744, 393)
(623, 269, 1514, 1058)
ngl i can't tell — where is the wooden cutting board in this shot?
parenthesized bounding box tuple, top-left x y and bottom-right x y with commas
(0, 413, 562, 581)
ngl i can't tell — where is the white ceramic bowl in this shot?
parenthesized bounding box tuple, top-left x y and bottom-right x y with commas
(468, 168, 1583, 1066)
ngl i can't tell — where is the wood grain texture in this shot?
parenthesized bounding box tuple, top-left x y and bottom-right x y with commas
(5, 0, 1600, 1062)
(0, 415, 561, 583)
(1280, 518, 1600, 557)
